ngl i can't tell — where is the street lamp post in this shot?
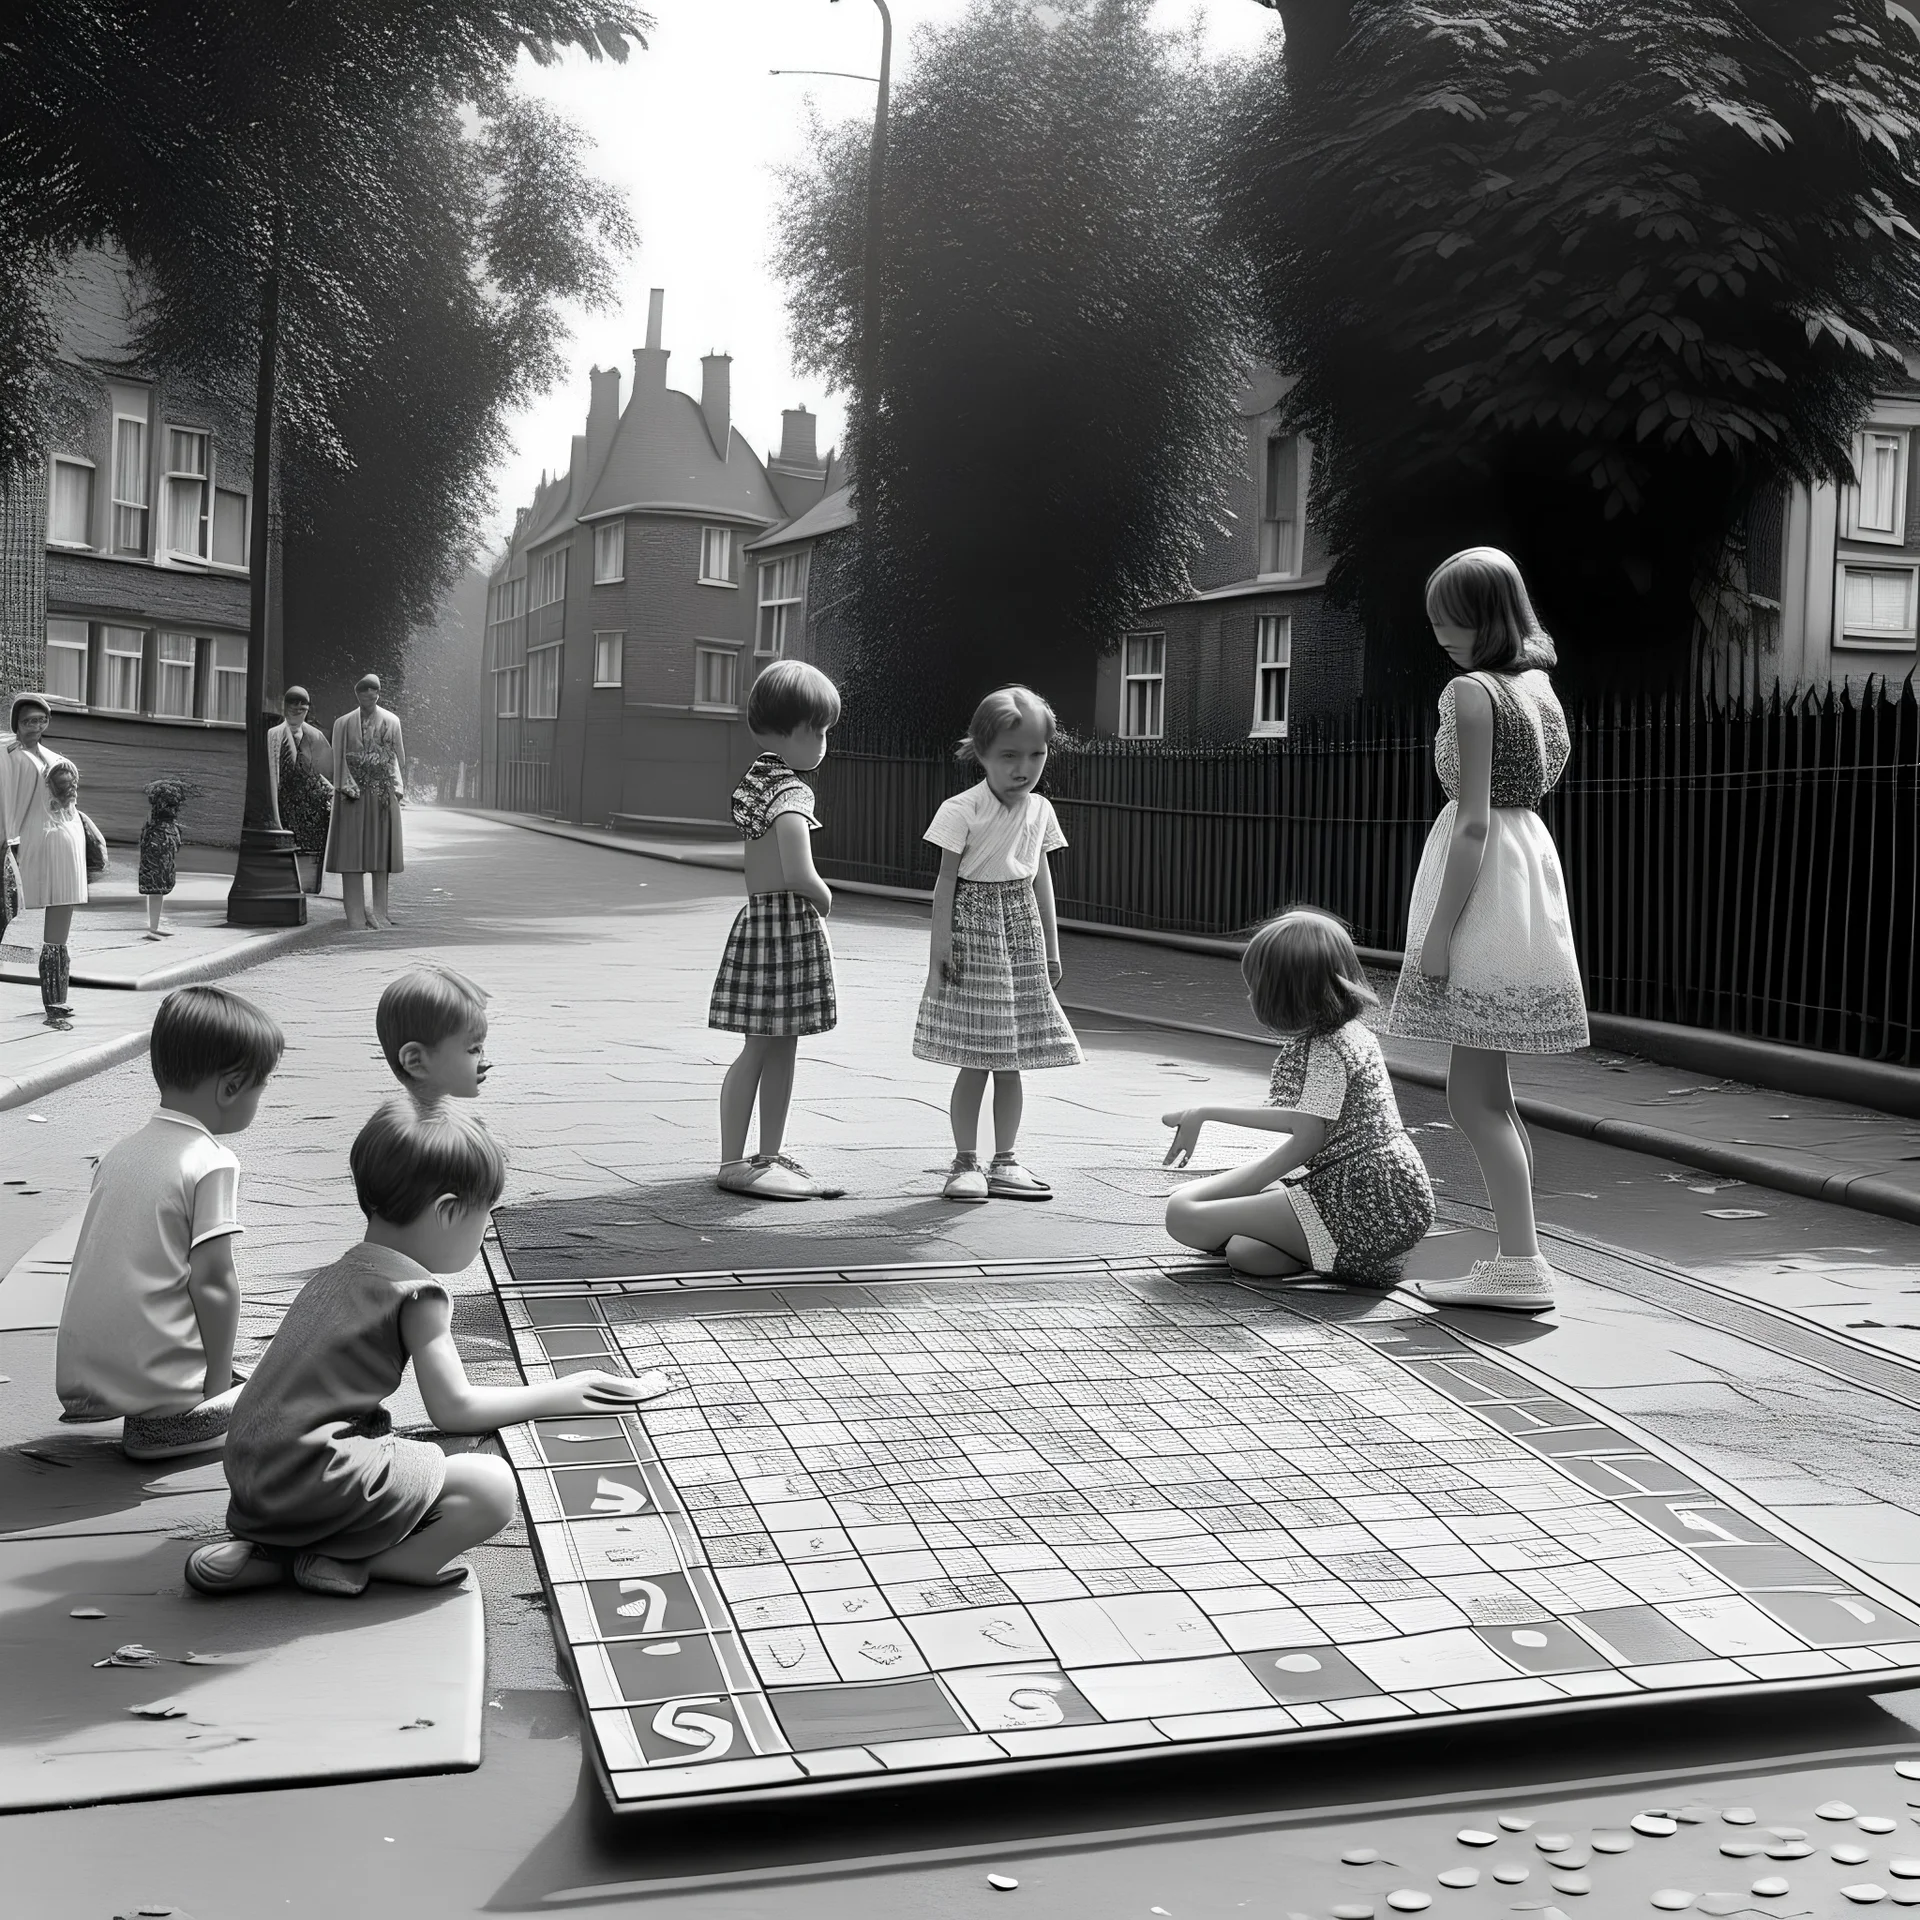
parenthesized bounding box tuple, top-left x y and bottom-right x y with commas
(831, 0, 892, 424)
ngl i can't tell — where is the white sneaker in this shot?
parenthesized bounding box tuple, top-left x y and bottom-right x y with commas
(1414, 1253, 1555, 1314)
(942, 1155, 989, 1203)
(715, 1156, 816, 1201)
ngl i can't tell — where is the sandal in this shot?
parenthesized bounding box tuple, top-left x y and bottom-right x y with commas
(715, 1156, 816, 1202)
(942, 1154, 989, 1203)
(986, 1154, 1052, 1201)
(186, 1538, 286, 1596)
(293, 1551, 371, 1597)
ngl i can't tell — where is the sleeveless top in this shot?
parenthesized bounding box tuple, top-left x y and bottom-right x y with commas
(732, 753, 818, 841)
(1434, 668, 1570, 809)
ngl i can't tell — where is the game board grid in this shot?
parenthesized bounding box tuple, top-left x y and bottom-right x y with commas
(488, 1254, 1920, 1807)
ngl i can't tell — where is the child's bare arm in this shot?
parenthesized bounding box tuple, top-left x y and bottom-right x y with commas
(1421, 677, 1494, 980)
(1163, 1106, 1328, 1169)
(928, 847, 961, 987)
(773, 812, 832, 915)
(186, 1236, 241, 1400)
(402, 1293, 668, 1433)
(1034, 854, 1063, 986)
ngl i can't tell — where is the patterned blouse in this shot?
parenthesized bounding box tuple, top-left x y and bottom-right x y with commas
(732, 753, 819, 842)
(1266, 1019, 1410, 1170)
(1434, 668, 1570, 809)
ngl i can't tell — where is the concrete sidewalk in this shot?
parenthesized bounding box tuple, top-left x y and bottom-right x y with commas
(469, 806, 1920, 1228)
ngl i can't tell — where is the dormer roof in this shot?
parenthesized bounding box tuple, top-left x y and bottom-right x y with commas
(581, 381, 787, 527)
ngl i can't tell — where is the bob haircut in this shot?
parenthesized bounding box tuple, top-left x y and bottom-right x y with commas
(1241, 907, 1379, 1037)
(350, 1098, 507, 1226)
(747, 659, 842, 735)
(9, 692, 50, 730)
(959, 685, 1058, 765)
(355, 673, 382, 694)
(376, 965, 490, 1083)
(150, 984, 286, 1092)
(283, 685, 312, 708)
(1424, 546, 1558, 673)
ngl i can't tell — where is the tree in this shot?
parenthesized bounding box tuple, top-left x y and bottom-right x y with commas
(776, 0, 1255, 734)
(1223, 0, 1920, 699)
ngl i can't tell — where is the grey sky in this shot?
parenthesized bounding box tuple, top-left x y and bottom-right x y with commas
(493, 0, 1276, 546)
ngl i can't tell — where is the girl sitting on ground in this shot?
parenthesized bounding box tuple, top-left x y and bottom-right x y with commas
(1162, 908, 1435, 1282)
(188, 1099, 669, 1598)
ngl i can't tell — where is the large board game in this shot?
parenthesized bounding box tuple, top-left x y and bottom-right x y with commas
(486, 1251, 1920, 1811)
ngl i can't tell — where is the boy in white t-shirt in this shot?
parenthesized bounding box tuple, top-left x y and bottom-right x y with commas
(56, 985, 284, 1461)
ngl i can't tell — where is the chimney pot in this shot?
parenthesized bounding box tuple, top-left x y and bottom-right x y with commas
(700, 352, 732, 459)
(776, 405, 821, 471)
(645, 288, 665, 352)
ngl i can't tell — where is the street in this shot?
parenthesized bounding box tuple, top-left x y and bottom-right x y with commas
(6, 812, 1920, 1917)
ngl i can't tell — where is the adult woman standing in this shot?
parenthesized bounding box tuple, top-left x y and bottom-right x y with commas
(267, 686, 334, 893)
(2, 693, 88, 1023)
(324, 673, 406, 931)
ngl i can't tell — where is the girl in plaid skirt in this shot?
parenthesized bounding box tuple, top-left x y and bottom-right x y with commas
(915, 685, 1083, 1202)
(710, 661, 845, 1201)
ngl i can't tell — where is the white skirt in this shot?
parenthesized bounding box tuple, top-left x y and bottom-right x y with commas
(18, 818, 87, 910)
(1389, 803, 1588, 1054)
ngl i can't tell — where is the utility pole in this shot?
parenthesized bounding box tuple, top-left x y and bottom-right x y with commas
(831, 0, 892, 423)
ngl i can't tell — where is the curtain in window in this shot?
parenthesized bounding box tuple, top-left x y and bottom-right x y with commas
(155, 634, 195, 717)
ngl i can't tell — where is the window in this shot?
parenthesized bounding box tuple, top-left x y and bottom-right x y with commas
(49, 459, 94, 547)
(101, 625, 144, 712)
(1261, 433, 1300, 576)
(211, 487, 248, 568)
(531, 546, 568, 609)
(527, 643, 562, 719)
(163, 427, 210, 560)
(495, 668, 522, 717)
(757, 554, 806, 656)
(1837, 562, 1919, 647)
(1252, 615, 1292, 736)
(111, 389, 150, 554)
(699, 525, 734, 585)
(1844, 429, 1911, 545)
(489, 576, 528, 625)
(695, 644, 738, 709)
(593, 631, 624, 687)
(155, 633, 196, 718)
(593, 520, 625, 584)
(1120, 631, 1165, 739)
(208, 636, 246, 721)
(45, 618, 88, 706)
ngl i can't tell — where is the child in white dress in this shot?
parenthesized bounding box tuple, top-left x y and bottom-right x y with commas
(914, 686, 1081, 1201)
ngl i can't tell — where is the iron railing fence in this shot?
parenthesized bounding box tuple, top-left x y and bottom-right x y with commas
(811, 680, 1920, 1066)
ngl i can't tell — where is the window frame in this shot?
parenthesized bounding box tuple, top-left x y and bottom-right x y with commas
(1251, 614, 1292, 738)
(160, 425, 212, 564)
(592, 630, 625, 688)
(206, 634, 247, 723)
(592, 519, 625, 585)
(1119, 630, 1166, 740)
(494, 666, 522, 717)
(756, 553, 806, 657)
(531, 545, 568, 610)
(1835, 559, 1920, 649)
(693, 642, 740, 711)
(48, 456, 96, 550)
(1259, 432, 1301, 579)
(1842, 427, 1912, 547)
(109, 385, 151, 556)
(44, 618, 89, 707)
(526, 641, 563, 720)
(153, 631, 197, 719)
(209, 485, 249, 571)
(99, 624, 146, 714)
(698, 525, 736, 588)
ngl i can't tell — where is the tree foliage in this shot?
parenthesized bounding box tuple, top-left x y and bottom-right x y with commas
(776, 0, 1255, 733)
(1224, 0, 1920, 697)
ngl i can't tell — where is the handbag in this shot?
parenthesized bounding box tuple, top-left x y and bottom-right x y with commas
(81, 812, 109, 876)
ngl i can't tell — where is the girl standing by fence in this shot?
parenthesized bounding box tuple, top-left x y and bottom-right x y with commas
(915, 686, 1082, 1202)
(1390, 547, 1588, 1313)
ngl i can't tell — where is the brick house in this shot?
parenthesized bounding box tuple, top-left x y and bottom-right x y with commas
(0, 247, 275, 844)
(482, 289, 837, 826)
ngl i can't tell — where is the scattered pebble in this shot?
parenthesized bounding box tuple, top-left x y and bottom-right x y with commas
(128, 1700, 186, 1719)
(1536, 1833, 1574, 1852)
(1750, 1877, 1790, 1898)
(1331, 1906, 1375, 1920)
(94, 1644, 160, 1669)
(1765, 1842, 1813, 1859)
(1492, 1864, 1530, 1884)
(1343, 1847, 1381, 1865)
(1705, 1207, 1768, 1219)
(1385, 1897, 1431, 1915)
(1546, 1848, 1591, 1869)
(986, 1874, 1018, 1891)
(1651, 1896, 1695, 1913)
(1823, 1803, 1863, 1821)
(1635, 1815, 1680, 1836)
(1838, 1846, 1875, 1864)
(1765, 1828, 1808, 1842)
(69, 1607, 105, 1619)
(1437, 1868, 1479, 1889)
(1551, 1873, 1592, 1895)
(1842, 1888, 1890, 1906)
(1865, 1819, 1900, 1835)
(1720, 1843, 1762, 1858)
(1457, 1830, 1497, 1847)
(1893, 1860, 1920, 1879)
(1499, 1816, 1537, 1833)
(1898, 1762, 1920, 1781)
(1723, 1810, 1757, 1825)
(25, 1113, 45, 1122)
(1592, 1833, 1635, 1853)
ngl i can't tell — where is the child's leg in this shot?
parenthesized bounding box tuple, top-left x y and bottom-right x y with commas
(990, 1071, 1024, 1155)
(146, 893, 163, 935)
(1165, 1184, 1313, 1273)
(342, 871, 368, 929)
(365, 1453, 517, 1586)
(754, 1037, 799, 1160)
(371, 870, 392, 925)
(720, 1037, 772, 1164)
(1446, 1046, 1539, 1258)
(949, 1068, 990, 1153)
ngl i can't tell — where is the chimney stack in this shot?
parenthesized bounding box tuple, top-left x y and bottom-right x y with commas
(586, 363, 622, 474)
(645, 288, 664, 351)
(773, 405, 821, 472)
(700, 352, 732, 459)
(634, 288, 668, 394)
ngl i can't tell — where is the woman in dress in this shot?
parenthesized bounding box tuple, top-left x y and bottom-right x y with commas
(324, 673, 405, 931)
(1389, 547, 1588, 1314)
(267, 685, 334, 893)
(2, 693, 88, 1023)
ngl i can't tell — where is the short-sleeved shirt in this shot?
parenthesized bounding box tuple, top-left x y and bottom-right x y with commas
(55, 1110, 243, 1419)
(923, 781, 1067, 882)
(732, 753, 819, 842)
(1265, 1020, 1409, 1169)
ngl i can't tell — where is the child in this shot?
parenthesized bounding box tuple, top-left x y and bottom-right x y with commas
(1389, 546, 1586, 1312)
(709, 658, 845, 1201)
(377, 964, 491, 1108)
(914, 685, 1082, 1202)
(1163, 908, 1434, 1282)
(55, 985, 284, 1461)
(188, 1101, 668, 1597)
(139, 777, 186, 939)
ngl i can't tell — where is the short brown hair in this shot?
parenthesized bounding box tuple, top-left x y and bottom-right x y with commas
(748, 659, 842, 734)
(1242, 908, 1379, 1036)
(150, 985, 285, 1092)
(959, 684, 1058, 764)
(1424, 546, 1558, 673)
(350, 1098, 506, 1225)
(376, 966, 489, 1083)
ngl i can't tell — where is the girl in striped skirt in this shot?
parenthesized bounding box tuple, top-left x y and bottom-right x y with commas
(914, 686, 1083, 1202)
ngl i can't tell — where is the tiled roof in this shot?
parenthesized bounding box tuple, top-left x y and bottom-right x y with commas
(745, 484, 855, 552)
(582, 382, 786, 525)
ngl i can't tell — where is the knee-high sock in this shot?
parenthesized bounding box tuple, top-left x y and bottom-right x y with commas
(40, 943, 70, 1011)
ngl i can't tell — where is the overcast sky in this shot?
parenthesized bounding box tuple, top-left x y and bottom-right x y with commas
(490, 0, 1277, 550)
